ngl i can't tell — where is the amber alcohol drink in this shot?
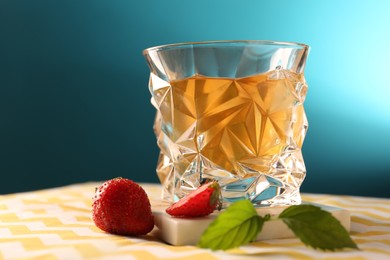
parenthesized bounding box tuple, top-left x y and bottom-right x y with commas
(143, 41, 310, 207)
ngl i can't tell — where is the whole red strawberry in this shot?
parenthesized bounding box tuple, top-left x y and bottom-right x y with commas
(92, 177, 154, 236)
(166, 181, 221, 218)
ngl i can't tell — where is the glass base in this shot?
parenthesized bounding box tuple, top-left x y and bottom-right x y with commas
(157, 152, 305, 208)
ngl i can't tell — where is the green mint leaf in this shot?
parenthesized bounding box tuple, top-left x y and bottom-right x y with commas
(198, 200, 269, 250)
(279, 204, 358, 251)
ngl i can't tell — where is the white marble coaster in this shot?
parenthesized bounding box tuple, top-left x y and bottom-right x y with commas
(151, 201, 350, 246)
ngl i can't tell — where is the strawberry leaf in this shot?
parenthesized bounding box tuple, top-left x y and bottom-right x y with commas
(279, 204, 359, 250)
(198, 200, 269, 250)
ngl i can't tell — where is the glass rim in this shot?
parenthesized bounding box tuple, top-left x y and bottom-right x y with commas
(143, 40, 309, 55)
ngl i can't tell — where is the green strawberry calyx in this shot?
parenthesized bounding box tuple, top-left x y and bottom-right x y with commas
(208, 181, 222, 211)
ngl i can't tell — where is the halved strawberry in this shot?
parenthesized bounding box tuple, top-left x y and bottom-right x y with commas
(166, 181, 221, 218)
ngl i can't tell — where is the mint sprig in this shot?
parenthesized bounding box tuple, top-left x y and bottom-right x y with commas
(198, 200, 270, 250)
(198, 201, 358, 251)
(279, 205, 358, 250)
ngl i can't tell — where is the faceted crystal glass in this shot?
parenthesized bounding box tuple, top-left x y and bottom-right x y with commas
(143, 40, 310, 207)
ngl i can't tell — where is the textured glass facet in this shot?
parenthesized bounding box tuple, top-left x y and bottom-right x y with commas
(144, 41, 309, 207)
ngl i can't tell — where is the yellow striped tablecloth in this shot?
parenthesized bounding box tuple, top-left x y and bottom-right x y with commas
(0, 182, 389, 260)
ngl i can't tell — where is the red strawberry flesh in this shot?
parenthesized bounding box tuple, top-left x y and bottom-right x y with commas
(166, 181, 221, 218)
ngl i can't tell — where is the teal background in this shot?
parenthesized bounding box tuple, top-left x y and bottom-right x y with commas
(1, 0, 389, 197)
